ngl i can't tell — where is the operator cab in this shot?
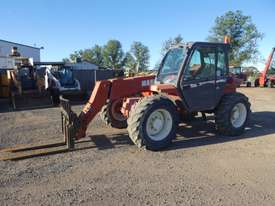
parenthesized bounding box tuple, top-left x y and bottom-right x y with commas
(157, 42, 230, 111)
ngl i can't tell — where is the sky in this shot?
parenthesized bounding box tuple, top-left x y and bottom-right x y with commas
(0, 0, 274, 70)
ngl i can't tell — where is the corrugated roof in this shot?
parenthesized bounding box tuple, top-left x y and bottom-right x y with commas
(0, 39, 41, 49)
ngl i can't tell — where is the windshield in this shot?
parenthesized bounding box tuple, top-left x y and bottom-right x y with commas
(53, 67, 75, 86)
(230, 67, 241, 75)
(157, 47, 186, 84)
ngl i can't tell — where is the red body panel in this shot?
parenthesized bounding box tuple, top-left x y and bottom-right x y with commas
(109, 75, 155, 100)
(150, 84, 179, 96)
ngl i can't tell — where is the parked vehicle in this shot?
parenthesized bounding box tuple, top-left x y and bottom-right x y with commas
(1, 39, 251, 160)
(45, 66, 81, 104)
(257, 48, 275, 87)
(9, 57, 51, 109)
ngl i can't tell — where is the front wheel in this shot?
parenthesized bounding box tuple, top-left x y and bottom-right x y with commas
(100, 99, 127, 129)
(215, 93, 251, 136)
(127, 95, 178, 151)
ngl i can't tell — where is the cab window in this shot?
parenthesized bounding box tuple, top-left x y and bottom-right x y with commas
(184, 47, 216, 81)
(217, 48, 227, 77)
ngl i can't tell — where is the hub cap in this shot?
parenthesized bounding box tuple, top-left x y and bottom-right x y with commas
(230, 103, 247, 128)
(146, 109, 173, 141)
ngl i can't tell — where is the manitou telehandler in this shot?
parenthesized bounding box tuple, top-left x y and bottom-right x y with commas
(0, 39, 251, 160)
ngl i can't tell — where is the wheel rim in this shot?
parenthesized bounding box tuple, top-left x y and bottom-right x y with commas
(230, 103, 247, 128)
(111, 100, 126, 121)
(146, 109, 173, 141)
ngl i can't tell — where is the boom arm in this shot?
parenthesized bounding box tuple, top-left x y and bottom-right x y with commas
(63, 75, 156, 140)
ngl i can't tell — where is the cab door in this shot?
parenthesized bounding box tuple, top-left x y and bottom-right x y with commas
(179, 45, 217, 111)
(215, 47, 228, 104)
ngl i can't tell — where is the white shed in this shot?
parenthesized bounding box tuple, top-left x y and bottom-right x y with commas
(0, 39, 41, 62)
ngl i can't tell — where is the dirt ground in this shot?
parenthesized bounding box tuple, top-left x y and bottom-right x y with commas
(0, 88, 275, 206)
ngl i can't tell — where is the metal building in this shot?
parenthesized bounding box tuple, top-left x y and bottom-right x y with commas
(0, 39, 41, 62)
(65, 60, 98, 70)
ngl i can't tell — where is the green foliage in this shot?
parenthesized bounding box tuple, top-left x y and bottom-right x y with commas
(102, 40, 124, 69)
(130, 41, 150, 71)
(124, 52, 136, 71)
(70, 51, 81, 62)
(67, 40, 150, 70)
(208, 10, 264, 66)
(161, 34, 184, 55)
(69, 45, 104, 67)
(62, 58, 70, 63)
(90, 45, 104, 66)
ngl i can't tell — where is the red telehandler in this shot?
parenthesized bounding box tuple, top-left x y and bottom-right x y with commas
(255, 48, 275, 87)
(0, 40, 251, 160)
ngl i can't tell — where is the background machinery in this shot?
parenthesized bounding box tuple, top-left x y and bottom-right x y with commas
(257, 48, 275, 87)
(229, 66, 248, 87)
(45, 65, 81, 104)
(1, 40, 251, 160)
(9, 57, 51, 109)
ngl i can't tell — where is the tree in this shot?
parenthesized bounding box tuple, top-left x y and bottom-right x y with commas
(130, 41, 150, 71)
(102, 40, 125, 69)
(62, 58, 70, 63)
(161, 34, 184, 55)
(69, 50, 82, 62)
(90, 45, 104, 66)
(124, 52, 136, 71)
(69, 45, 104, 67)
(208, 10, 264, 66)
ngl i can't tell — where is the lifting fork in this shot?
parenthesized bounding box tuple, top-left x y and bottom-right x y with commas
(0, 97, 77, 161)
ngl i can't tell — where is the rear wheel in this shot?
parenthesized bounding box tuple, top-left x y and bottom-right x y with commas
(50, 89, 60, 106)
(215, 93, 251, 136)
(100, 99, 127, 129)
(254, 79, 259, 87)
(127, 95, 178, 151)
(268, 80, 274, 88)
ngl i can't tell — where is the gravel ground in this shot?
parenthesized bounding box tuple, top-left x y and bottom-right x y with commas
(0, 88, 275, 206)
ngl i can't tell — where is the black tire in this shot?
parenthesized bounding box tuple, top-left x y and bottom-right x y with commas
(127, 95, 179, 151)
(268, 81, 274, 88)
(254, 79, 259, 87)
(246, 82, 251, 87)
(215, 92, 251, 136)
(100, 100, 127, 129)
(50, 89, 60, 106)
